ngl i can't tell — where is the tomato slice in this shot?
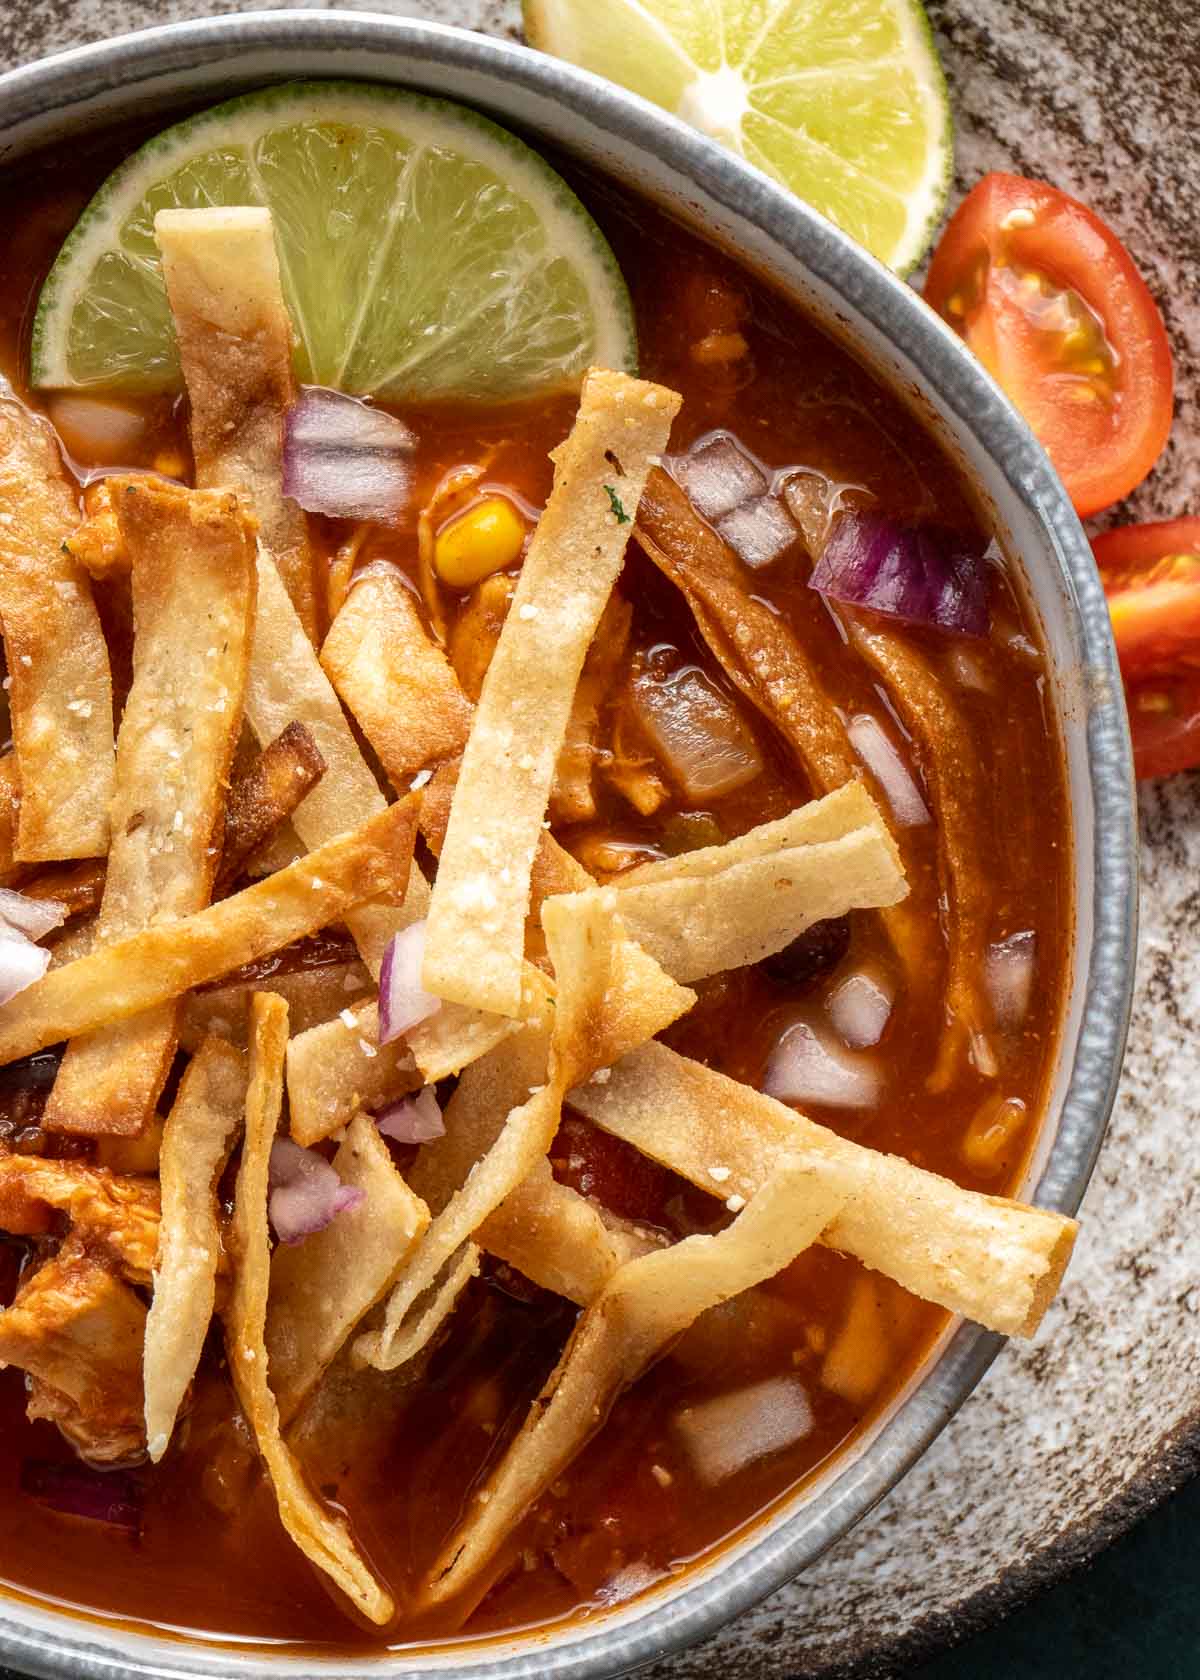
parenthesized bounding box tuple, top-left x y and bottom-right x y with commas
(1094, 519, 1200, 778)
(925, 174, 1173, 518)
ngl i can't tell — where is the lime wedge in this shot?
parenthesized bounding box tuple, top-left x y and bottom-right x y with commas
(31, 81, 636, 399)
(524, 0, 952, 274)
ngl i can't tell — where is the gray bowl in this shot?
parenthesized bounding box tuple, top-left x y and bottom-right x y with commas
(0, 11, 1138, 1680)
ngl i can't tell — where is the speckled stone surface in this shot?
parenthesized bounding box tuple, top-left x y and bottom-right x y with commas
(0, 2, 1195, 1675)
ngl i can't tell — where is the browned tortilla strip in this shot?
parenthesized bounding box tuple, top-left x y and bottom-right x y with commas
(267, 1111, 430, 1425)
(320, 569, 473, 788)
(0, 797, 418, 1066)
(144, 1036, 246, 1461)
(422, 370, 681, 1019)
(44, 480, 256, 1136)
(0, 384, 115, 861)
(423, 1156, 848, 1606)
(218, 721, 325, 888)
(21, 859, 105, 921)
(245, 545, 428, 975)
(635, 466, 857, 794)
(156, 207, 319, 643)
(180, 959, 372, 1052)
(571, 1041, 1076, 1338)
(0, 756, 19, 884)
(226, 993, 393, 1624)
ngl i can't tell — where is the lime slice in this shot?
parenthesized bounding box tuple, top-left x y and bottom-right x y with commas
(32, 80, 636, 399)
(524, 0, 952, 274)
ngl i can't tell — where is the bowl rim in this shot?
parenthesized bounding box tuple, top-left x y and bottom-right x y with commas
(0, 10, 1138, 1680)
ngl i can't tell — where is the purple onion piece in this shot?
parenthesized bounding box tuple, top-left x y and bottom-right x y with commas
(268, 1137, 365, 1245)
(375, 1086, 445, 1145)
(282, 387, 416, 525)
(378, 920, 441, 1045)
(810, 510, 991, 637)
(21, 1459, 143, 1533)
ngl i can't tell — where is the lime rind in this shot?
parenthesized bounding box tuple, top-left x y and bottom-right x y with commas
(32, 80, 637, 399)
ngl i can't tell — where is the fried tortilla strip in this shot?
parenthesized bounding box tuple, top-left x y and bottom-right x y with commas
(0, 797, 418, 1066)
(843, 617, 994, 1083)
(351, 1240, 480, 1380)
(423, 1155, 848, 1607)
(287, 1000, 418, 1149)
(218, 721, 325, 888)
(226, 993, 393, 1625)
(556, 784, 905, 984)
(635, 466, 858, 794)
(358, 896, 693, 1371)
(0, 383, 115, 861)
(320, 569, 473, 788)
(180, 958, 371, 1052)
(21, 859, 105, 921)
(44, 480, 256, 1136)
(156, 207, 318, 643)
(550, 592, 632, 824)
(0, 756, 19, 884)
(144, 1036, 246, 1462)
(245, 546, 427, 974)
(422, 370, 681, 1019)
(571, 1041, 1076, 1339)
(266, 1111, 429, 1426)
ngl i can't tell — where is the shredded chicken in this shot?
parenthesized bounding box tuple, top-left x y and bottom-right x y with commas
(448, 571, 514, 701)
(0, 1155, 160, 1285)
(550, 592, 633, 824)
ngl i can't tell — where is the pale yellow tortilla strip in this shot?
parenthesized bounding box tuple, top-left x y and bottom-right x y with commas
(320, 569, 473, 788)
(226, 992, 393, 1625)
(245, 543, 428, 975)
(156, 207, 318, 643)
(266, 1111, 430, 1425)
(286, 1000, 418, 1150)
(423, 1154, 848, 1607)
(0, 383, 115, 862)
(45, 481, 256, 1136)
(0, 755, 20, 884)
(422, 369, 681, 1019)
(570, 1040, 1076, 1339)
(0, 797, 419, 1066)
(144, 1035, 246, 1461)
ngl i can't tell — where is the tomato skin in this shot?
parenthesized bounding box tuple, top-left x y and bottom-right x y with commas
(926, 174, 1174, 518)
(1094, 520, 1200, 778)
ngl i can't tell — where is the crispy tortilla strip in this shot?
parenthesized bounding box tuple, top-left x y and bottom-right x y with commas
(44, 480, 256, 1136)
(0, 383, 115, 861)
(287, 1000, 418, 1149)
(843, 618, 993, 1084)
(246, 545, 427, 974)
(635, 466, 858, 795)
(423, 1155, 847, 1606)
(422, 370, 681, 1018)
(22, 859, 105, 921)
(219, 721, 325, 888)
(0, 756, 19, 884)
(357, 1241, 480, 1378)
(553, 786, 905, 985)
(571, 1041, 1076, 1339)
(550, 592, 632, 824)
(226, 993, 393, 1624)
(266, 1111, 429, 1425)
(0, 798, 418, 1066)
(359, 897, 693, 1371)
(144, 1036, 246, 1461)
(180, 958, 372, 1052)
(321, 570, 473, 788)
(156, 207, 318, 643)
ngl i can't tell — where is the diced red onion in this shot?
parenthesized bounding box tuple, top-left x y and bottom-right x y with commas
(378, 920, 441, 1045)
(716, 494, 797, 570)
(268, 1137, 365, 1246)
(986, 931, 1037, 1029)
(631, 667, 762, 801)
(282, 387, 415, 524)
(0, 887, 66, 941)
(763, 1020, 880, 1110)
(827, 970, 893, 1049)
(20, 1460, 142, 1533)
(375, 1086, 445, 1144)
(810, 510, 990, 636)
(847, 714, 930, 828)
(0, 930, 51, 1007)
(675, 432, 767, 521)
(672, 1376, 813, 1486)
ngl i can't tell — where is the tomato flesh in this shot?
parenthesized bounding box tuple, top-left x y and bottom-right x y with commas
(1094, 519, 1200, 778)
(926, 174, 1174, 518)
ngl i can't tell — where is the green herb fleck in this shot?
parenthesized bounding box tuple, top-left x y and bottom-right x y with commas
(604, 485, 629, 524)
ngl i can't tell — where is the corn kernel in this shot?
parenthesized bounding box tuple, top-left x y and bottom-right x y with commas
(434, 495, 526, 589)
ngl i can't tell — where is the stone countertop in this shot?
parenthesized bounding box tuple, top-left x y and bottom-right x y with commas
(0, 1, 1196, 1674)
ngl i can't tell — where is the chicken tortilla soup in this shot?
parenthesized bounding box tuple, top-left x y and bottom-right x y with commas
(0, 82, 1071, 1649)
